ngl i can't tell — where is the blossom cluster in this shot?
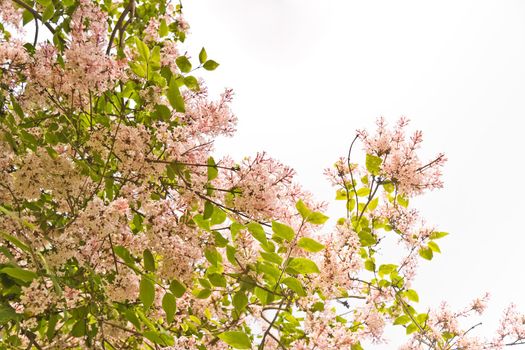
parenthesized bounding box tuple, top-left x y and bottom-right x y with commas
(357, 117, 446, 196)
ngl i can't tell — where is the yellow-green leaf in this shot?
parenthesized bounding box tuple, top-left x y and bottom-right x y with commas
(297, 237, 325, 253)
(271, 221, 294, 241)
(218, 331, 251, 349)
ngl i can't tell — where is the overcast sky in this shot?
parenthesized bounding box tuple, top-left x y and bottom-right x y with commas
(182, 0, 525, 346)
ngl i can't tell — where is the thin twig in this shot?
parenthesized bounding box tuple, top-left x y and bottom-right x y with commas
(347, 135, 360, 218)
(11, 0, 57, 35)
(33, 17, 39, 47)
(106, 0, 135, 55)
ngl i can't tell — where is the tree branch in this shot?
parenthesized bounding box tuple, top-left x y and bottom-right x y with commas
(11, 0, 57, 35)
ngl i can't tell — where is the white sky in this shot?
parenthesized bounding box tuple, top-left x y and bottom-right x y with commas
(183, 0, 525, 347)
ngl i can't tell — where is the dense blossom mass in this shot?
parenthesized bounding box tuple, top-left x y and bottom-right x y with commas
(0, 0, 524, 349)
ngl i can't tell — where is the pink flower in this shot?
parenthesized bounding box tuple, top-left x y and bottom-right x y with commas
(358, 117, 446, 196)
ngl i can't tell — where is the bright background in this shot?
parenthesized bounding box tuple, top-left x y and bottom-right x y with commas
(182, 0, 525, 347)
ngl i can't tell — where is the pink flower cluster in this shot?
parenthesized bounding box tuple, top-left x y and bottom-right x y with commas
(219, 152, 302, 221)
(0, 0, 22, 29)
(358, 117, 446, 196)
(0, 39, 29, 97)
(24, 0, 126, 110)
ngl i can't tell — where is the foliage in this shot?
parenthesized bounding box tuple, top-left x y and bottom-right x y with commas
(0, 0, 524, 349)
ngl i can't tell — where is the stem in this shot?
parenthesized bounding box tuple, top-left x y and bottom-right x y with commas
(33, 17, 39, 47)
(347, 135, 360, 218)
(416, 153, 445, 173)
(106, 0, 135, 55)
(11, 0, 57, 35)
(355, 180, 381, 226)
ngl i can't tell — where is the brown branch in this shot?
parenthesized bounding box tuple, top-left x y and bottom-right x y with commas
(146, 158, 237, 171)
(108, 233, 119, 274)
(416, 153, 445, 173)
(106, 0, 135, 55)
(346, 134, 360, 218)
(11, 0, 57, 35)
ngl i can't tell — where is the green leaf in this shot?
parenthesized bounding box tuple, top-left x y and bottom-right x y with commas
(404, 289, 419, 303)
(70, 319, 86, 337)
(252, 284, 270, 305)
(159, 19, 169, 37)
(351, 343, 365, 350)
(368, 197, 379, 211)
(210, 207, 227, 225)
(143, 249, 155, 272)
(307, 211, 329, 225)
(205, 247, 222, 267)
(406, 322, 418, 335)
(218, 331, 251, 349)
(0, 267, 37, 283)
(22, 10, 33, 25)
(258, 262, 280, 282)
(0, 304, 21, 325)
(10, 96, 23, 118)
(358, 230, 376, 246)
(199, 47, 208, 64)
(297, 237, 325, 253)
(366, 154, 382, 175)
(114, 245, 135, 265)
(193, 288, 211, 299)
(0, 231, 30, 253)
(260, 251, 282, 265)
(378, 264, 397, 277)
(162, 293, 177, 323)
(296, 199, 328, 224)
(335, 189, 348, 200)
(208, 273, 226, 288)
(416, 313, 428, 324)
(226, 245, 237, 266)
(397, 194, 409, 208)
(169, 279, 186, 298)
(203, 201, 214, 220)
(428, 241, 441, 253)
(429, 231, 449, 240)
(213, 231, 228, 248)
(198, 278, 212, 290)
(364, 259, 375, 272)
(134, 37, 150, 61)
(139, 276, 155, 309)
(144, 331, 174, 346)
(42, 4, 55, 22)
(176, 56, 192, 73)
(282, 277, 306, 296)
(271, 221, 294, 241)
(36, 0, 52, 6)
(46, 313, 58, 340)
(207, 157, 218, 181)
(203, 60, 219, 71)
(233, 291, 248, 313)
(419, 246, 433, 260)
(287, 257, 320, 274)
(383, 182, 395, 193)
(130, 62, 146, 78)
(247, 222, 268, 245)
(296, 200, 312, 219)
(150, 46, 161, 69)
(184, 76, 200, 91)
(393, 315, 411, 325)
(230, 222, 244, 240)
(167, 77, 185, 112)
(356, 187, 370, 197)
(124, 309, 141, 329)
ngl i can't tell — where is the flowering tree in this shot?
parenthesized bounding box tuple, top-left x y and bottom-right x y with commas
(0, 0, 524, 349)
